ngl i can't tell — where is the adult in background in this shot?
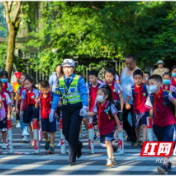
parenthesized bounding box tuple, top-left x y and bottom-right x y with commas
(49, 64, 64, 146)
(153, 60, 169, 77)
(12, 72, 21, 128)
(121, 55, 137, 143)
(49, 64, 64, 93)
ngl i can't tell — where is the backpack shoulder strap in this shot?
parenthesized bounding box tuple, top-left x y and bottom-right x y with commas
(149, 93, 154, 106)
(107, 101, 114, 119)
(143, 84, 148, 96)
(163, 90, 175, 116)
(131, 85, 135, 98)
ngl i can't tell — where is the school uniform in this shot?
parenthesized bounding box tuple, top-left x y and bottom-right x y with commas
(92, 101, 118, 147)
(127, 83, 149, 128)
(21, 88, 39, 126)
(0, 92, 12, 131)
(145, 88, 175, 142)
(51, 73, 88, 163)
(2, 82, 14, 95)
(40, 92, 56, 132)
(87, 82, 102, 125)
(101, 81, 123, 101)
(171, 77, 176, 87)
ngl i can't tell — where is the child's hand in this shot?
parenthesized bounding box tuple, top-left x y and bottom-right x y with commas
(19, 112, 22, 118)
(35, 95, 40, 103)
(7, 114, 11, 119)
(125, 103, 131, 110)
(16, 108, 19, 114)
(117, 126, 122, 133)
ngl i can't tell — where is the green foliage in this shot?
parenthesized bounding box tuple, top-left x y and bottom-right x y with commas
(22, 1, 176, 72)
(0, 41, 7, 69)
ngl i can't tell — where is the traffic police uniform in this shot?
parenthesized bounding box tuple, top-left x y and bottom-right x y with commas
(49, 59, 88, 165)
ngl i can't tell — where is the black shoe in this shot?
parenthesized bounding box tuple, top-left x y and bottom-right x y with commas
(77, 144, 83, 159)
(94, 134, 97, 140)
(70, 162, 75, 166)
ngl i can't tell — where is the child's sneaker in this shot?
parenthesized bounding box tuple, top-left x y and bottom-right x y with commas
(106, 158, 113, 167)
(2, 143, 7, 149)
(157, 164, 169, 175)
(112, 157, 117, 165)
(45, 141, 50, 150)
(49, 145, 54, 154)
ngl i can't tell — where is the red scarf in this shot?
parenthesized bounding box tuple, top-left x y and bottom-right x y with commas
(98, 103, 102, 127)
(134, 84, 142, 108)
(2, 83, 8, 93)
(97, 101, 108, 127)
(162, 84, 170, 91)
(26, 89, 33, 110)
(41, 92, 51, 116)
(153, 88, 163, 119)
(171, 77, 176, 87)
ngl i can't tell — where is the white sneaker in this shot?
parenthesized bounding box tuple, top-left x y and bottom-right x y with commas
(106, 158, 113, 167)
(22, 136, 30, 143)
(1, 139, 8, 143)
(16, 123, 21, 128)
(57, 141, 61, 146)
(2, 143, 7, 149)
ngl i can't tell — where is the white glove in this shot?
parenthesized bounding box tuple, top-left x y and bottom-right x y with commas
(79, 106, 88, 116)
(49, 109, 55, 122)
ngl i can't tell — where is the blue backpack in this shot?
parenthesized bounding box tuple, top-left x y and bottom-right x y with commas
(131, 84, 148, 99)
(149, 90, 175, 118)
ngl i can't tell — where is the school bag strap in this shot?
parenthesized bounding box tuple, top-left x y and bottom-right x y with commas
(132, 84, 148, 98)
(107, 100, 122, 121)
(149, 91, 175, 118)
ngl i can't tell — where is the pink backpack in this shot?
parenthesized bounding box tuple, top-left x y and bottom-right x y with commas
(0, 98, 6, 121)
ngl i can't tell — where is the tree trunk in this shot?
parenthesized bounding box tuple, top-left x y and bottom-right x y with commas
(5, 23, 16, 81)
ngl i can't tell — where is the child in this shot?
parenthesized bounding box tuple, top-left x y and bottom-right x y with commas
(12, 72, 21, 128)
(37, 80, 43, 141)
(87, 70, 102, 139)
(144, 71, 150, 85)
(146, 74, 176, 175)
(15, 73, 30, 143)
(19, 77, 39, 146)
(35, 81, 56, 154)
(102, 68, 124, 145)
(171, 65, 176, 87)
(126, 70, 149, 147)
(103, 68, 124, 110)
(0, 81, 11, 149)
(0, 71, 14, 109)
(86, 85, 122, 167)
(162, 72, 175, 93)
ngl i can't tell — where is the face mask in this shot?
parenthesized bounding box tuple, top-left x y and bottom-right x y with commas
(1, 79, 8, 83)
(96, 95, 105, 102)
(172, 73, 176, 77)
(163, 79, 171, 85)
(148, 85, 158, 93)
(146, 77, 149, 81)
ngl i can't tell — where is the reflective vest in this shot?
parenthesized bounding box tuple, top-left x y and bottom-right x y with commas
(59, 75, 82, 105)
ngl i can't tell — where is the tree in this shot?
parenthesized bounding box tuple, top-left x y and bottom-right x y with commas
(2, 1, 21, 79)
(22, 1, 176, 73)
(2, 0, 39, 78)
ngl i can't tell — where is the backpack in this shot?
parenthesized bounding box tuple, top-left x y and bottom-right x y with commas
(107, 101, 123, 121)
(149, 90, 175, 118)
(131, 84, 148, 100)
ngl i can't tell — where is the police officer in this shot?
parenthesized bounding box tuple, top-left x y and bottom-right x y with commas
(49, 59, 88, 165)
